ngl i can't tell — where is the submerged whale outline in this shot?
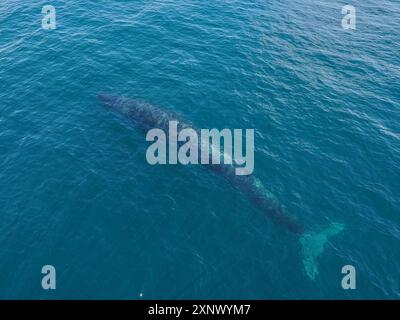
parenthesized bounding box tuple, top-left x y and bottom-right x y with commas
(98, 93, 344, 279)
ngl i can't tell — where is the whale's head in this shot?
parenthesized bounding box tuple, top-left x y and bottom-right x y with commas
(98, 93, 145, 117)
(98, 93, 116, 107)
(97, 93, 126, 113)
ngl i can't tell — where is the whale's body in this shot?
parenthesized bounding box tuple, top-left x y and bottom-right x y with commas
(98, 93, 344, 279)
(98, 93, 304, 234)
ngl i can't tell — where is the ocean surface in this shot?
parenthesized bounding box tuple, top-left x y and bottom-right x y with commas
(1, 0, 399, 299)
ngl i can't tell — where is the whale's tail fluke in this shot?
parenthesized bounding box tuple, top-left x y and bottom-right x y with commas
(300, 222, 345, 280)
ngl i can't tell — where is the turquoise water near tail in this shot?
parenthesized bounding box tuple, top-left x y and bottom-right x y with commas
(1, 0, 399, 299)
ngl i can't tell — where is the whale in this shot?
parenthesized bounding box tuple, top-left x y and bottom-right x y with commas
(98, 93, 344, 279)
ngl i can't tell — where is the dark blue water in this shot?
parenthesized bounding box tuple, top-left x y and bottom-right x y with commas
(0, 0, 399, 299)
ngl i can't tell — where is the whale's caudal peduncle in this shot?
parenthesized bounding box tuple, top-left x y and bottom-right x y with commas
(98, 93, 344, 279)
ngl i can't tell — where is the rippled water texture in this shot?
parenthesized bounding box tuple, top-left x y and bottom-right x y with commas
(0, 0, 399, 299)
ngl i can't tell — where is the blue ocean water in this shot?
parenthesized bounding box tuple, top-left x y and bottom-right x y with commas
(0, 0, 399, 299)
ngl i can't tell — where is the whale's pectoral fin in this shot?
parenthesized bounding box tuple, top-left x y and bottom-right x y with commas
(300, 222, 345, 280)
